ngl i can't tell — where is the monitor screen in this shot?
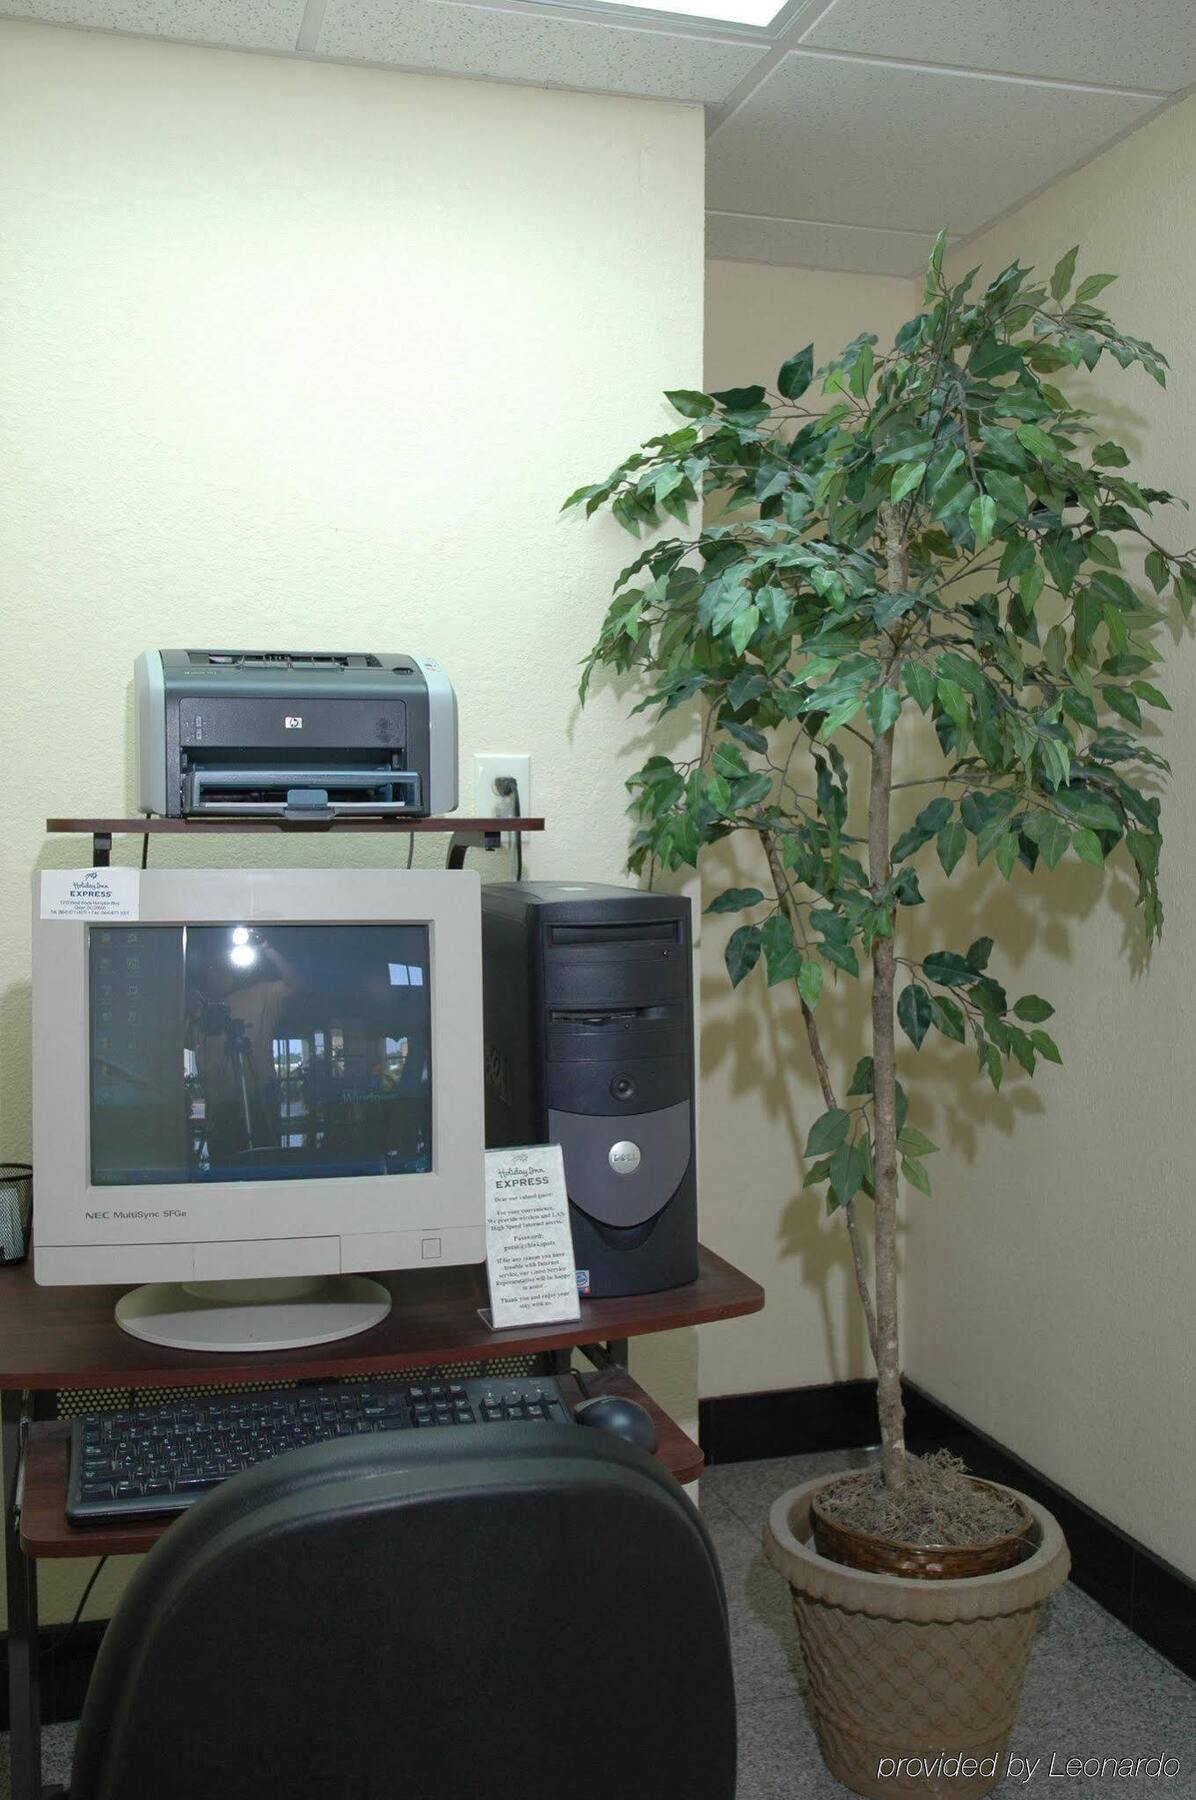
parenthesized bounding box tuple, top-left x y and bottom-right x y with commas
(88, 923, 433, 1186)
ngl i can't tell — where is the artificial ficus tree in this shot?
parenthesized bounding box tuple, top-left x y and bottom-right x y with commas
(566, 237, 1189, 1492)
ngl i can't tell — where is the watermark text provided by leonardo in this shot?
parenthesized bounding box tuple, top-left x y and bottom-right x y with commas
(876, 1751, 1182, 1784)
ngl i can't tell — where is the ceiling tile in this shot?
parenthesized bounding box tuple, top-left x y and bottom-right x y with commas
(803, 0, 1196, 95)
(1, 0, 307, 51)
(707, 50, 1160, 232)
(318, 0, 766, 104)
(706, 211, 950, 275)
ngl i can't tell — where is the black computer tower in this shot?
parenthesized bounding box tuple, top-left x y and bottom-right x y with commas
(480, 882, 698, 1298)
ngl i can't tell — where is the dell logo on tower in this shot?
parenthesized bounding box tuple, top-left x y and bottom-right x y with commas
(284, 716, 303, 729)
(608, 1140, 641, 1176)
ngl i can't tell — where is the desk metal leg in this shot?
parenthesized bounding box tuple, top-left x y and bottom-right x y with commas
(3, 1389, 43, 1800)
(577, 1338, 630, 1372)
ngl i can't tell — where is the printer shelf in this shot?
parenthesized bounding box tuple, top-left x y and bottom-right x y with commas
(46, 816, 545, 869)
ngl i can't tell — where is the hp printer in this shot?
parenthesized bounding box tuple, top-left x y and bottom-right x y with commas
(135, 649, 457, 818)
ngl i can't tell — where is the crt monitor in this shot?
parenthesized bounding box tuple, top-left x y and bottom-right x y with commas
(32, 868, 485, 1351)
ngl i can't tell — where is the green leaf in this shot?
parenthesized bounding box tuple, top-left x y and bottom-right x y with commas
(1050, 244, 1079, 301)
(797, 959, 824, 1010)
(778, 345, 814, 401)
(1086, 533, 1121, 568)
(711, 385, 765, 412)
(730, 771, 773, 810)
(968, 493, 997, 549)
(730, 604, 760, 655)
(931, 994, 966, 1042)
(865, 685, 902, 735)
(724, 924, 761, 988)
(1016, 421, 1061, 462)
(761, 913, 802, 986)
(903, 660, 937, 713)
(664, 389, 714, 419)
(1092, 440, 1130, 467)
(819, 938, 860, 978)
(829, 1142, 867, 1210)
(936, 821, 967, 875)
(892, 796, 952, 862)
(1030, 1028, 1063, 1064)
(1144, 549, 1169, 594)
(816, 694, 864, 742)
(901, 1156, 932, 1197)
(756, 585, 790, 632)
(705, 887, 763, 914)
(898, 1126, 939, 1157)
(1037, 814, 1071, 869)
(806, 1108, 850, 1157)
(984, 1043, 1003, 1090)
(922, 951, 977, 988)
(983, 471, 1028, 519)
(897, 983, 933, 1049)
(847, 1057, 874, 1097)
(1013, 995, 1055, 1023)
(966, 936, 993, 971)
(995, 833, 1019, 879)
(891, 460, 927, 504)
(1075, 271, 1116, 303)
(712, 742, 749, 781)
(1020, 560, 1046, 611)
(923, 228, 947, 303)
(1131, 680, 1171, 711)
(1072, 827, 1105, 866)
(936, 678, 969, 729)
(1103, 685, 1142, 727)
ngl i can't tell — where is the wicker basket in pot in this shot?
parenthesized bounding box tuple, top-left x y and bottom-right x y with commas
(764, 1476, 1070, 1800)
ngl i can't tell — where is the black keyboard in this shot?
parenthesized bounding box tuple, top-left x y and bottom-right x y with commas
(67, 1377, 573, 1523)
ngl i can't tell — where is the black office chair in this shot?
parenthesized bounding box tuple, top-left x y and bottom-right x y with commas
(69, 1424, 736, 1800)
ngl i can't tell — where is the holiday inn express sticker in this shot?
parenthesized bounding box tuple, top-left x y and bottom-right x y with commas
(41, 869, 140, 921)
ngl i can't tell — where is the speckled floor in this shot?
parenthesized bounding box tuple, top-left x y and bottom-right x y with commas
(4, 1447, 1194, 1798)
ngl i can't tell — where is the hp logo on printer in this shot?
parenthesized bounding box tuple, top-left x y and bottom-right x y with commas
(284, 716, 303, 729)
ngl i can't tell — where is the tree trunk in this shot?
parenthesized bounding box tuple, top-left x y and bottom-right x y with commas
(759, 828, 879, 1364)
(873, 505, 909, 1488)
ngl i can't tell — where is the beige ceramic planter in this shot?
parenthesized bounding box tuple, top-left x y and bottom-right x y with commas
(765, 1476, 1070, 1799)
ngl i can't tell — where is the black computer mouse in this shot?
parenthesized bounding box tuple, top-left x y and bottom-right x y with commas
(573, 1394, 658, 1453)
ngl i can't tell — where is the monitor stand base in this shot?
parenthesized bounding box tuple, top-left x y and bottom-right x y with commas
(114, 1275, 392, 1352)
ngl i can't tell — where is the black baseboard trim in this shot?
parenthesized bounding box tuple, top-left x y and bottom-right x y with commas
(699, 1377, 1196, 1685)
(0, 1619, 107, 1730)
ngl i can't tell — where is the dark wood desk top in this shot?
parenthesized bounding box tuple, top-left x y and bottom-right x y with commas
(0, 1246, 763, 1392)
(19, 1368, 703, 1557)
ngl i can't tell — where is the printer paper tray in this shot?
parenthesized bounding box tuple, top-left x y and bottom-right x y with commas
(184, 766, 423, 817)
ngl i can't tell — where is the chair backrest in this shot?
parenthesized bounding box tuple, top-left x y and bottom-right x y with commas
(70, 1423, 736, 1800)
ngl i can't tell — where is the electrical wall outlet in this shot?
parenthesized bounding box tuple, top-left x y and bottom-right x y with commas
(473, 753, 531, 822)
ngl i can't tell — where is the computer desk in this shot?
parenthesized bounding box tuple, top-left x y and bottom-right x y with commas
(0, 1244, 763, 1800)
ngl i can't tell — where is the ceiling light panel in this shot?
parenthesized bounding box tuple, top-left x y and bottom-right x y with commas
(567, 0, 787, 27)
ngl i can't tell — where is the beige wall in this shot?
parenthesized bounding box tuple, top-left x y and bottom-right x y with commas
(0, 19, 704, 1619)
(700, 260, 915, 1401)
(904, 94, 1196, 1580)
